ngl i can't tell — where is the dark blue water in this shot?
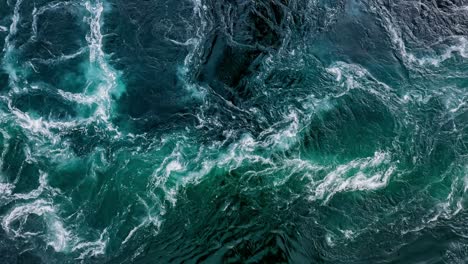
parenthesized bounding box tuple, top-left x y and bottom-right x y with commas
(0, 0, 467, 263)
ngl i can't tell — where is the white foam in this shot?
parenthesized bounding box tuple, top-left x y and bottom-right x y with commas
(151, 146, 188, 207)
(120, 195, 163, 246)
(174, 0, 212, 98)
(11, 108, 77, 142)
(2, 0, 24, 83)
(343, 229, 355, 239)
(2, 199, 70, 252)
(5, 0, 23, 48)
(0, 183, 14, 198)
(413, 165, 468, 230)
(165, 160, 184, 176)
(449, 101, 466, 113)
(310, 152, 395, 203)
(122, 222, 145, 245)
(49, 219, 71, 252)
(325, 61, 393, 102)
(325, 233, 335, 247)
(85, 1, 112, 120)
(152, 150, 185, 185)
(263, 111, 300, 151)
(0, 1, 125, 148)
(383, 12, 468, 67)
(437, 165, 468, 220)
(72, 228, 108, 259)
(327, 66, 342, 82)
(0, 130, 11, 176)
(84, 0, 124, 133)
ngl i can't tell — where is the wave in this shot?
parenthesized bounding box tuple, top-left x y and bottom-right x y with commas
(0, 0, 467, 262)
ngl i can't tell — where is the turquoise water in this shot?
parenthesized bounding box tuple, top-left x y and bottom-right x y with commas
(0, 0, 467, 263)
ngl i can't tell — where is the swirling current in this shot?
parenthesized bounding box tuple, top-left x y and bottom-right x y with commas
(0, 0, 467, 263)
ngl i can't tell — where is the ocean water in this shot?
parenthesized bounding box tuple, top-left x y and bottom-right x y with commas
(0, 0, 467, 263)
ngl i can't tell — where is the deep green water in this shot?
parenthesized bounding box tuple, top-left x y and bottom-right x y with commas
(0, 0, 467, 263)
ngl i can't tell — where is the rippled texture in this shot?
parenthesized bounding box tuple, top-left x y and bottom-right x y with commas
(0, 0, 467, 263)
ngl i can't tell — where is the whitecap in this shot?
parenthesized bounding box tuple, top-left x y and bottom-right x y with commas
(2, 199, 71, 252)
(73, 228, 108, 260)
(83, 0, 125, 130)
(310, 152, 395, 203)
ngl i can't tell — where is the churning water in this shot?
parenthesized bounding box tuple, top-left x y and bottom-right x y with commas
(0, 0, 467, 263)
